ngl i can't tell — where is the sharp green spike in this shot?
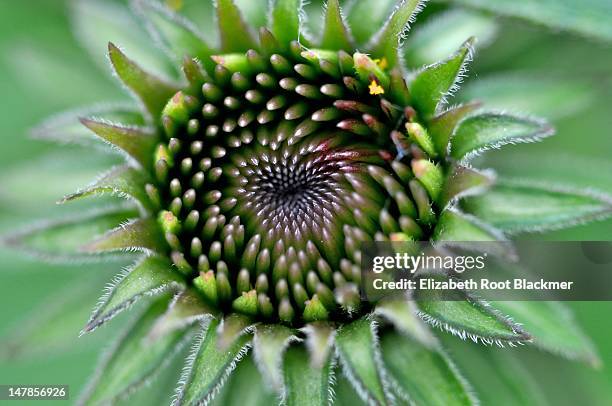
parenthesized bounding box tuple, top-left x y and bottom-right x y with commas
(406, 122, 437, 158)
(335, 318, 393, 404)
(215, 64, 234, 86)
(315, 284, 335, 309)
(285, 102, 308, 120)
(61, 165, 153, 210)
(380, 208, 400, 235)
(211, 53, 250, 73)
(108, 43, 178, 120)
(169, 197, 182, 216)
(216, 0, 257, 52)
(294, 64, 318, 81)
(216, 272, 233, 303)
(258, 27, 280, 57)
(270, 0, 301, 48)
(410, 38, 474, 118)
(83, 218, 166, 254)
(256, 249, 271, 274)
(320, 0, 353, 51)
(171, 251, 193, 274)
(194, 271, 218, 305)
(440, 165, 495, 208)
(256, 73, 276, 88)
(237, 269, 252, 294)
(246, 49, 266, 71)
(433, 209, 504, 242)
(257, 294, 274, 318)
(320, 83, 344, 98)
(175, 318, 252, 405)
(182, 57, 208, 92)
(232, 290, 258, 316)
(428, 102, 481, 156)
(82, 256, 184, 334)
(303, 295, 329, 322)
(80, 118, 157, 168)
(366, 0, 423, 68)
(292, 284, 309, 310)
(209, 241, 222, 264)
(301, 48, 339, 64)
(278, 298, 295, 322)
(255, 273, 269, 293)
(275, 279, 289, 299)
(162, 91, 199, 124)
(409, 179, 435, 225)
(412, 159, 444, 202)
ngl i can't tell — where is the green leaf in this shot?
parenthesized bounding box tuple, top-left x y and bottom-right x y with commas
(443, 0, 612, 42)
(320, 0, 353, 51)
(133, 0, 215, 72)
(72, 0, 173, 79)
(449, 112, 554, 161)
(83, 217, 166, 255)
(83, 255, 184, 333)
(438, 335, 549, 406)
(60, 165, 153, 211)
(462, 180, 612, 234)
(283, 345, 334, 406)
(108, 42, 179, 120)
(79, 118, 157, 168)
(491, 301, 600, 366)
(217, 313, 256, 350)
(81, 295, 194, 405)
(381, 331, 476, 405)
(405, 9, 497, 67)
(415, 280, 530, 344)
(346, 0, 396, 46)
(482, 152, 612, 196)
(253, 324, 299, 389)
(31, 103, 145, 146)
(374, 299, 436, 348)
(175, 318, 252, 405)
(270, 0, 302, 47)
(366, 0, 424, 67)
(115, 344, 188, 406)
(433, 209, 506, 242)
(459, 73, 595, 120)
(212, 356, 276, 406)
(301, 321, 336, 368)
(215, 0, 257, 52)
(428, 102, 481, 156)
(148, 289, 217, 341)
(439, 165, 495, 209)
(3, 206, 137, 262)
(410, 38, 473, 118)
(335, 317, 393, 405)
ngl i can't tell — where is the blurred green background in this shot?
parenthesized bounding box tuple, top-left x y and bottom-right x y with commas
(0, 0, 610, 405)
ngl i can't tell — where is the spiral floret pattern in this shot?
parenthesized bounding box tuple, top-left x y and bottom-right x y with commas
(148, 40, 441, 325)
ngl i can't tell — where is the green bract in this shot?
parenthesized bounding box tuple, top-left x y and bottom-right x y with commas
(4, 0, 612, 405)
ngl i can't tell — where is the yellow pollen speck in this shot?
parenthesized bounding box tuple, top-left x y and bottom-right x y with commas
(373, 57, 388, 70)
(369, 80, 385, 95)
